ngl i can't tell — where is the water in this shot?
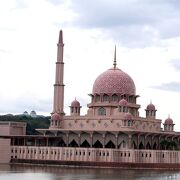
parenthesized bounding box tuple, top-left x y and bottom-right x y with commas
(0, 164, 179, 180)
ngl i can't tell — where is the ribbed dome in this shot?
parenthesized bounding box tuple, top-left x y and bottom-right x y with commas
(164, 117, 173, 124)
(119, 99, 128, 106)
(146, 103, 156, 111)
(71, 99, 80, 107)
(124, 112, 133, 120)
(92, 68, 136, 95)
(51, 113, 60, 121)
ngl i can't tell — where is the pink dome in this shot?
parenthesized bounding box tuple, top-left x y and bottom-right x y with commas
(71, 99, 80, 107)
(51, 113, 60, 121)
(164, 117, 173, 124)
(119, 99, 128, 106)
(146, 103, 156, 111)
(92, 68, 136, 95)
(124, 112, 133, 120)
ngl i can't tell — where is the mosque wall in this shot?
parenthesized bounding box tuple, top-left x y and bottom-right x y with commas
(60, 117, 161, 132)
(0, 122, 26, 136)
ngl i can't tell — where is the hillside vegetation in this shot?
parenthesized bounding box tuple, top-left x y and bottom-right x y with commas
(0, 115, 50, 135)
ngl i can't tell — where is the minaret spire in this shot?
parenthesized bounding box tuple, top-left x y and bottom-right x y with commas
(59, 30, 63, 44)
(113, 45, 117, 69)
(53, 30, 65, 115)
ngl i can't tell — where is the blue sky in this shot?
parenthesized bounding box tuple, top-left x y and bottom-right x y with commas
(0, 0, 180, 130)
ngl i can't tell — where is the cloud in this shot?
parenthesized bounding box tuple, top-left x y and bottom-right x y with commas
(169, 59, 180, 71)
(0, 49, 6, 53)
(152, 82, 180, 93)
(46, 0, 66, 6)
(61, 0, 180, 47)
(0, 95, 52, 115)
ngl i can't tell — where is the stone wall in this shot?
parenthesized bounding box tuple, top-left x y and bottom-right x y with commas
(0, 138, 11, 163)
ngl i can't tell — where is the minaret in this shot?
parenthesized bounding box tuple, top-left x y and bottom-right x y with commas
(53, 30, 65, 115)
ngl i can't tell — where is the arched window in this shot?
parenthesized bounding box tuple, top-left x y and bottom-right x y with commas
(103, 94, 109, 101)
(124, 120, 126, 126)
(112, 94, 118, 102)
(123, 106, 126, 112)
(95, 95, 100, 102)
(98, 107, 106, 116)
(128, 120, 131, 126)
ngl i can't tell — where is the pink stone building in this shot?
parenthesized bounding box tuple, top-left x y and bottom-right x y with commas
(1, 30, 180, 168)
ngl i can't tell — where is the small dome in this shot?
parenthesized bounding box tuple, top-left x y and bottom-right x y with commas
(146, 103, 156, 111)
(51, 113, 60, 121)
(92, 68, 136, 95)
(119, 99, 128, 106)
(164, 117, 173, 124)
(124, 112, 133, 120)
(71, 99, 80, 107)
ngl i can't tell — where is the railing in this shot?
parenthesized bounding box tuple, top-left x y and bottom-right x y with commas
(11, 146, 180, 164)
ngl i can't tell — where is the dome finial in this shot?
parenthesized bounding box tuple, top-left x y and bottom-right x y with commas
(113, 45, 117, 69)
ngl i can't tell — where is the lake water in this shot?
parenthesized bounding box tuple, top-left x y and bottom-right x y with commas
(0, 164, 179, 180)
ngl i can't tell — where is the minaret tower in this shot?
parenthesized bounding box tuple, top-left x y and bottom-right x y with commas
(53, 30, 65, 115)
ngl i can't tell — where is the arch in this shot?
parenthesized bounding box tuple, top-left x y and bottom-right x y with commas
(139, 142, 144, 149)
(153, 142, 157, 150)
(98, 107, 106, 116)
(81, 140, 90, 147)
(105, 140, 115, 149)
(69, 139, 78, 147)
(112, 94, 118, 102)
(58, 139, 66, 147)
(93, 140, 103, 148)
(119, 140, 126, 149)
(45, 131, 54, 136)
(133, 141, 137, 149)
(146, 142, 151, 149)
(95, 94, 100, 102)
(103, 94, 109, 102)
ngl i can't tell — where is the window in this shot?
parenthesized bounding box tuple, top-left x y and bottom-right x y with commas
(98, 107, 106, 116)
(112, 94, 118, 101)
(103, 94, 109, 102)
(95, 95, 100, 102)
(128, 120, 131, 126)
(123, 107, 126, 112)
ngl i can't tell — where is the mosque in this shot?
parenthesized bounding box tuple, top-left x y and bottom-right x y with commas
(0, 30, 180, 168)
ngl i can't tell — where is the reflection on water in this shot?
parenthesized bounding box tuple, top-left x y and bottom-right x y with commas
(0, 164, 179, 180)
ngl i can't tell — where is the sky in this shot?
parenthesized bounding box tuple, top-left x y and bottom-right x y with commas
(0, 0, 180, 130)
